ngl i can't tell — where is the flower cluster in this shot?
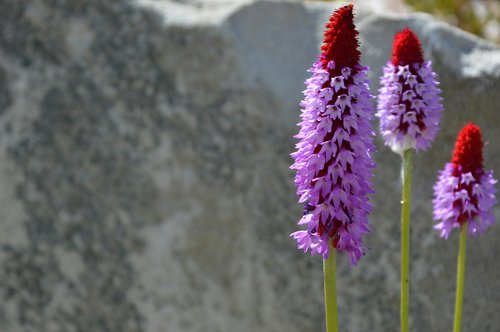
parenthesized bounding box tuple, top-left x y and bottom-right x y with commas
(290, 5, 376, 265)
(377, 28, 443, 154)
(433, 123, 497, 238)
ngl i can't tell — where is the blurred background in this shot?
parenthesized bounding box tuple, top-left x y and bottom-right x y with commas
(0, 0, 499, 331)
(358, 0, 500, 44)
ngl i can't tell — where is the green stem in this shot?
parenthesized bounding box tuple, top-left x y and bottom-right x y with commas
(401, 149, 413, 332)
(323, 247, 338, 332)
(453, 225, 467, 332)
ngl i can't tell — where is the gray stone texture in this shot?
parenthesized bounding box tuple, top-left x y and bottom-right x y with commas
(0, 0, 499, 331)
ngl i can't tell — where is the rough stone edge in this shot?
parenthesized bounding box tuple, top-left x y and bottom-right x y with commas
(134, 0, 500, 78)
(357, 11, 500, 77)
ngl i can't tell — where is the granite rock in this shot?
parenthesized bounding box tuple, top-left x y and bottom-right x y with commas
(0, 0, 499, 331)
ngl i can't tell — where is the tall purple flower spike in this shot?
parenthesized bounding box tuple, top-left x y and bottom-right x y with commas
(290, 5, 376, 265)
(433, 123, 497, 239)
(377, 28, 443, 154)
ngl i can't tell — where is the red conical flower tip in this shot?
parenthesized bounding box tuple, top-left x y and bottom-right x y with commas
(452, 123, 484, 173)
(320, 4, 360, 70)
(391, 28, 424, 66)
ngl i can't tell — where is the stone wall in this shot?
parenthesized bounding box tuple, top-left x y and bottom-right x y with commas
(0, 0, 499, 331)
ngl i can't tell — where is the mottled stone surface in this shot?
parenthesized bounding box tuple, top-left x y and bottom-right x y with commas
(0, 0, 499, 331)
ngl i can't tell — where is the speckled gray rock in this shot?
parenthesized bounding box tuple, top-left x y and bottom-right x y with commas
(0, 1, 499, 331)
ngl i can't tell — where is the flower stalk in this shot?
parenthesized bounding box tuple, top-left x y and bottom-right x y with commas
(323, 247, 338, 332)
(400, 149, 413, 332)
(453, 225, 467, 332)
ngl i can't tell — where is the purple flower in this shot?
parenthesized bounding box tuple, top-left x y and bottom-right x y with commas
(377, 28, 443, 154)
(290, 5, 375, 265)
(433, 123, 497, 239)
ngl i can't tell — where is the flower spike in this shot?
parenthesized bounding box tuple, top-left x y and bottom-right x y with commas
(377, 28, 443, 154)
(290, 5, 375, 266)
(433, 123, 497, 238)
